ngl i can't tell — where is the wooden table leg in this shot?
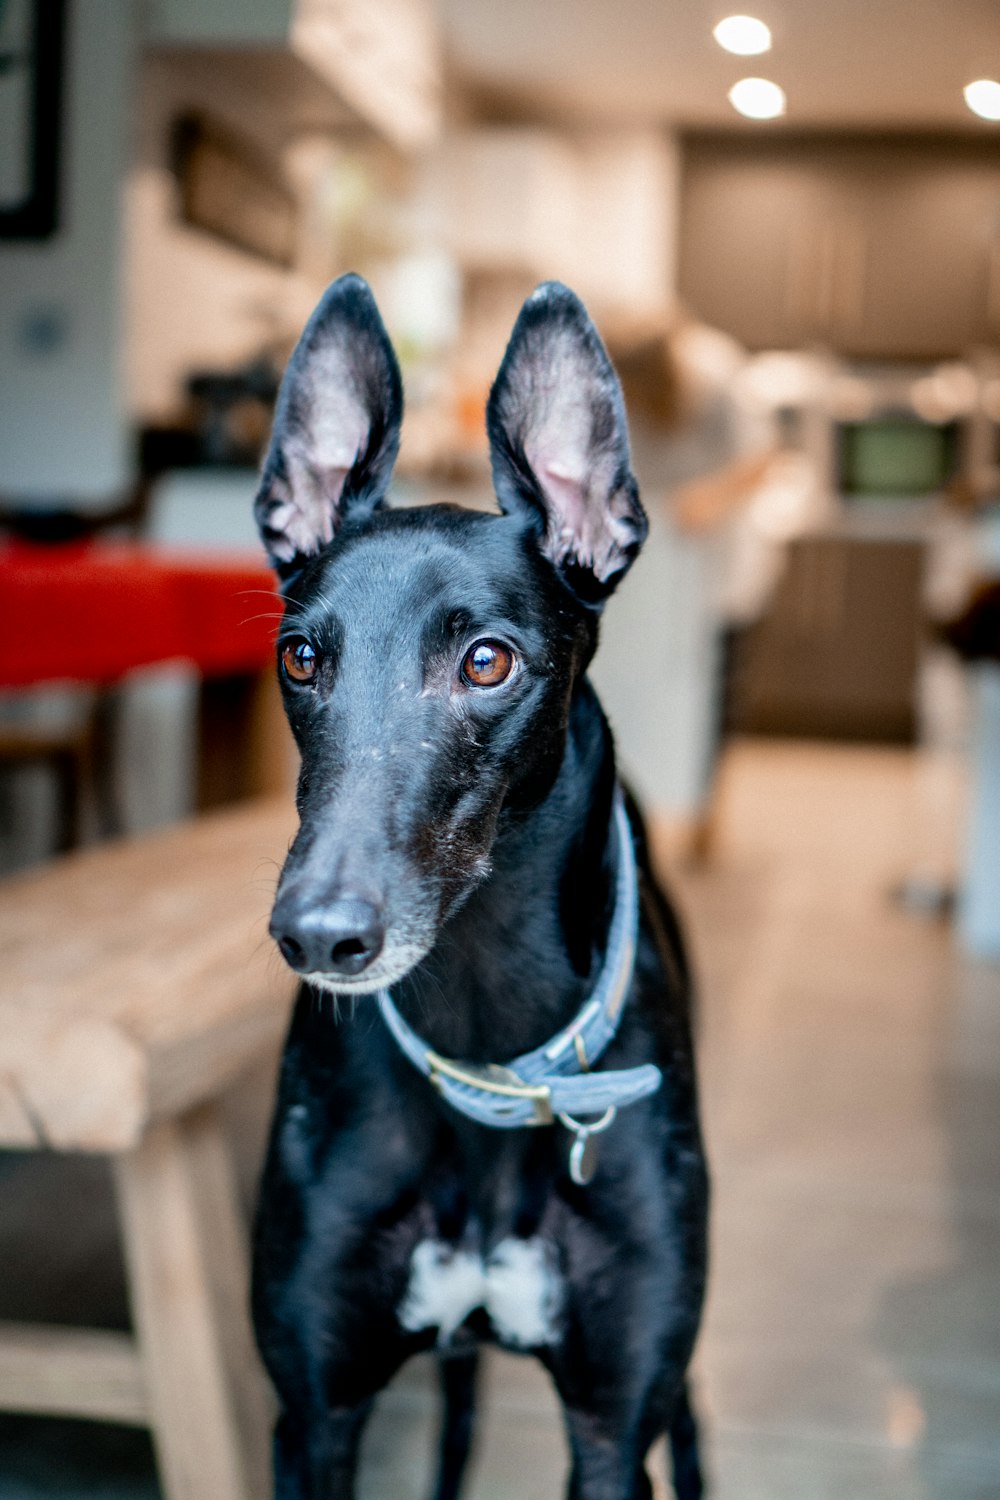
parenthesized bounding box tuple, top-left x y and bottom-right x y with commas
(113, 1105, 274, 1500)
(90, 684, 127, 839)
(197, 668, 292, 810)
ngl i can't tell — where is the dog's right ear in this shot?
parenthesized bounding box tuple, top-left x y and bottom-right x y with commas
(254, 274, 403, 583)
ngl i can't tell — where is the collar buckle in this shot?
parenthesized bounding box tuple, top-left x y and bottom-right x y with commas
(426, 1050, 555, 1126)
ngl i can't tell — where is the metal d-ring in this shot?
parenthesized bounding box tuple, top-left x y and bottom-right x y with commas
(557, 1106, 618, 1136)
(558, 1106, 618, 1186)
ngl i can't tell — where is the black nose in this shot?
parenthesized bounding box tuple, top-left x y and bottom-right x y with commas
(270, 895, 385, 978)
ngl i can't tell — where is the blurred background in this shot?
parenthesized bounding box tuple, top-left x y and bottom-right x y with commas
(1, 1, 1000, 1497)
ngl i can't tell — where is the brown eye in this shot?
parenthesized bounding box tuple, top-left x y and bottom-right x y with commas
(462, 640, 515, 688)
(281, 639, 318, 684)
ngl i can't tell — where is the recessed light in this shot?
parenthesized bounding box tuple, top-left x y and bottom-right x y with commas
(964, 79, 1000, 121)
(729, 77, 786, 119)
(713, 15, 772, 56)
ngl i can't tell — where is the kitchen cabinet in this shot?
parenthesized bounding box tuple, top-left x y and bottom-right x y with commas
(732, 535, 925, 743)
(679, 136, 1000, 359)
(146, 0, 441, 152)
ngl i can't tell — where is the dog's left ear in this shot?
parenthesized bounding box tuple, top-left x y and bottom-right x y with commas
(486, 282, 647, 605)
(255, 274, 403, 582)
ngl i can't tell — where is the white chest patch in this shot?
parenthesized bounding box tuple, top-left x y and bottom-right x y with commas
(398, 1237, 561, 1349)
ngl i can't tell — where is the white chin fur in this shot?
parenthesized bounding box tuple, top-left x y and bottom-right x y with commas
(301, 944, 430, 995)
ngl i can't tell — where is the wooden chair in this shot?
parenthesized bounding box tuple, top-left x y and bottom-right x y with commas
(0, 798, 297, 1500)
(0, 480, 152, 848)
(0, 721, 92, 852)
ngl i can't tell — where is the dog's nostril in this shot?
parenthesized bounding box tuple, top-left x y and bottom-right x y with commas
(326, 907, 384, 975)
(323, 899, 385, 976)
(331, 936, 369, 964)
(277, 934, 307, 969)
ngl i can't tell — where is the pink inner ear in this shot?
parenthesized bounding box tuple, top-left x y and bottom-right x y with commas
(277, 452, 356, 560)
(511, 329, 636, 583)
(316, 463, 353, 509)
(532, 448, 633, 582)
(277, 383, 368, 558)
(540, 459, 587, 524)
(531, 444, 597, 567)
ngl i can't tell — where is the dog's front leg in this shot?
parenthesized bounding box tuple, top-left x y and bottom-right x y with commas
(549, 1249, 701, 1500)
(561, 1410, 649, 1500)
(273, 1400, 373, 1500)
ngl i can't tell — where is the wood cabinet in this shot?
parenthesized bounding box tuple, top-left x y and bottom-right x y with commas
(732, 535, 925, 743)
(679, 135, 1000, 359)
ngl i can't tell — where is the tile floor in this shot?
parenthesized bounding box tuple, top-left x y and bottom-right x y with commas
(1, 739, 998, 1498)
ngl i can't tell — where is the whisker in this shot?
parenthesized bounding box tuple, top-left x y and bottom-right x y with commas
(239, 612, 285, 628)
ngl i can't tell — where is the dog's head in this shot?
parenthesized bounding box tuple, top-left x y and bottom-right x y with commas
(256, 275, 646, 993)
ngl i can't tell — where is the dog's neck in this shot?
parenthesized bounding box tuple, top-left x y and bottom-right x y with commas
(392, 680, 618, 1065)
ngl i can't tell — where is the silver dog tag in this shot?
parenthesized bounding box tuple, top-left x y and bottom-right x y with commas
(569, 1130, 598, 1185)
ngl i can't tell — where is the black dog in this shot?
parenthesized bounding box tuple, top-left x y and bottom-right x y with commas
(251, 275, 709, 1500)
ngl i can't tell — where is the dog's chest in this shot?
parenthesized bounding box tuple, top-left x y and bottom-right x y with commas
(398, 1235, 562, 1349)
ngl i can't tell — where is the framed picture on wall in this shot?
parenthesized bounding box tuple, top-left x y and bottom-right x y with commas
(0, 0, 66, 239)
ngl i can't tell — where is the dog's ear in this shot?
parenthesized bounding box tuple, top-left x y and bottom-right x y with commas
(255, 274, 403, 582)
(486, 282, 647, 605)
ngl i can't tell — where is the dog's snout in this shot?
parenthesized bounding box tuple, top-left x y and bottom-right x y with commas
(271, 895, 386, 978)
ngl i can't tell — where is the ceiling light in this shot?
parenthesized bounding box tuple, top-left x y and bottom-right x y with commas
(964, 79, 1000, 121)
(729, 77, 786, 120)
(713, 15, 772, 56)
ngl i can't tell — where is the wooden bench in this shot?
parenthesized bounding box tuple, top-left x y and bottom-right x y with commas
(0, 798, 298, 1500)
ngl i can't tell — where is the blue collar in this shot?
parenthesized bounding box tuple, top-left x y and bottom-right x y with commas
(376, 787, 662, 1177)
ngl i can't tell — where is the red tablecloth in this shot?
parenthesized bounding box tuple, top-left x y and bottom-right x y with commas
(0, 542, 279, 688)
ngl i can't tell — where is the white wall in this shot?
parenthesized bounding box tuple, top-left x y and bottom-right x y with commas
(570, 131, 680, 322)
(0, 0, 137, 501)
(124, 54, 333, 423)
(431, 127, 680, 323)
(124, 165, 313, 422)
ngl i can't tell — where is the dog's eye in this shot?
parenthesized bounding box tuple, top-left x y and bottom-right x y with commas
(281, 639, 318, 684)
(462, 640, 515, 688)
